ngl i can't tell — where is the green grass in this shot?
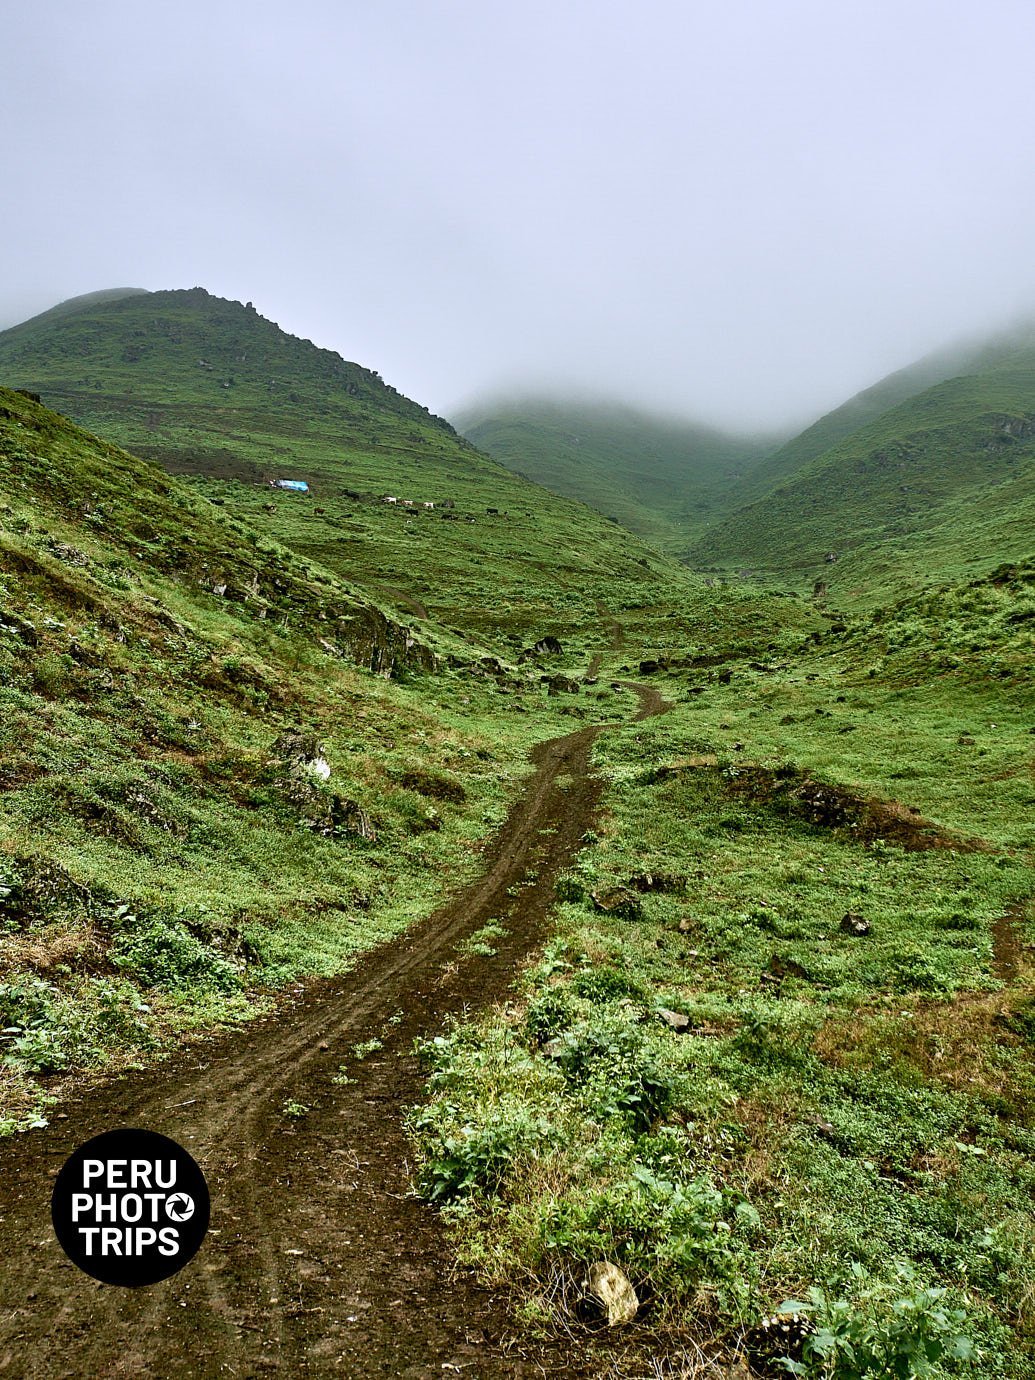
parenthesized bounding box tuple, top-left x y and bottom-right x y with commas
(3, 290, 1034, 1376)
(408, 593, 1035, 1377)
(0, 386, 621, 1128)
(458, 397, 776, 551)
(692, 356, 1035, 596)
(0, 289, 704, 655)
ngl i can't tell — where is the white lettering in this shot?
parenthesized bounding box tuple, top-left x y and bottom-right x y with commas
(130, 1160, 153, 1189)
(94, 1194, 119, 1223)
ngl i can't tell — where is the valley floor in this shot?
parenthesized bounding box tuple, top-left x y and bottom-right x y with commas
(0, 690, 668, 1379)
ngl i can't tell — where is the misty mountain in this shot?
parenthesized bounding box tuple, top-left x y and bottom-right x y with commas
(456, 398, 778, 550)
(692, 323, 1035, 593)
(0, 288, 695, 648)
(725, 316, 1035, 507)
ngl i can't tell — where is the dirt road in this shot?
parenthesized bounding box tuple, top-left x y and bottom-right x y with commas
(0, 686, 669, 1378)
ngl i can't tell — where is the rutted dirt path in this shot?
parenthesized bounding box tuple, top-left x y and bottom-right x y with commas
(0, 687, 668, 1379)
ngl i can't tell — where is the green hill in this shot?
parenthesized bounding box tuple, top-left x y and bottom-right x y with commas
(0, 385, 588, 1121)
(2, 362, 1033, 1373)
(457, 397, 775, 550)
(0, 290, 697, 651)
(726, 317, 1035, 508)
(692, 332, 1035, 597)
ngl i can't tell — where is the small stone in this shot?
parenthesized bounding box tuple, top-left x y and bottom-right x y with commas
(840, 912, 870, 937)
(586, 1261, 638, 1326)
(656, 1007, 691, 1032)
(590, 887, 643, 921)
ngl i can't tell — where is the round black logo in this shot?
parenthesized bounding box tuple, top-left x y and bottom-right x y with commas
(51, 1128, 210, 1287)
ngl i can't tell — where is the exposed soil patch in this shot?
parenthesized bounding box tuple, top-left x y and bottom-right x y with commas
(134, 444, 266, 483)
(722, 763, 986, 853)
(0, 689, 669, 1378)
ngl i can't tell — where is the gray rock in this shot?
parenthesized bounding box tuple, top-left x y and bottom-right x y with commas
(656, 1007, 691, 1032)
(586, 1261, 638, 1326)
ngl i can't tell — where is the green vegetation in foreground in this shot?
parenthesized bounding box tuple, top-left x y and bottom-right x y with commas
(457, 396, 777, 552)
(0, 289, 700, 652)
(0, 387, 637, 1130)
(409, 574, 1035, 1377)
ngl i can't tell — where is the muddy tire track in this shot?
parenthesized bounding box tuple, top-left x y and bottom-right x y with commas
(0, 689, 668, 1379)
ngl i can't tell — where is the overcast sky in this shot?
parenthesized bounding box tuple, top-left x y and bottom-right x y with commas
(5, 0, 1035, 432)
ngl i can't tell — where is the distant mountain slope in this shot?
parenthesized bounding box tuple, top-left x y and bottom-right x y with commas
(728, 317, 1035, 507)
(0, 290, 697, 648)
(2, 287, 150, 330)
(692, 334, 1035, 595)
(456, 398, 776, 550)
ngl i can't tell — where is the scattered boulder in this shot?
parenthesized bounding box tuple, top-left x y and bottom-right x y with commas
(840, 912, 870, 937)
(0, 611, 39, 646)
(626, 871, 687, 895)
(655, 1007, 691, 1033)
(47, 541, 90, 567)
(585, 1261, 638, 1327)
(273, 731, 330, 780)
(329, 796, 377, 841)
(590, 887, 643, 921)
(534, 635, 563, 656)
(544, 674, 580, 695)
(638, 659, 660, 675)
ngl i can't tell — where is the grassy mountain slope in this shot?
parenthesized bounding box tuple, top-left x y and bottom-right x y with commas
(0, 386, 611, 1125)
(458, 397, 775, 550)
(0, 290, 698, 650)
(727, 317, 1035, 507)
(692, 349, 1035, 596)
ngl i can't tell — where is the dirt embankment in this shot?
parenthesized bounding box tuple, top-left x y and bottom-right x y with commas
(0, 688, 669, 1379)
